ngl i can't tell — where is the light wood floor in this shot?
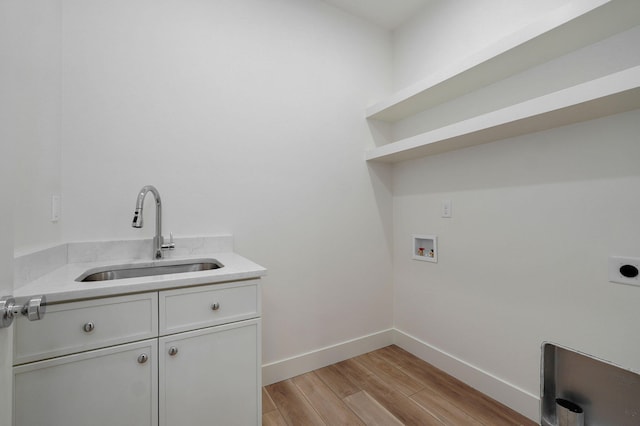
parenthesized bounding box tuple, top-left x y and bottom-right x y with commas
(263, 345, 537, 426)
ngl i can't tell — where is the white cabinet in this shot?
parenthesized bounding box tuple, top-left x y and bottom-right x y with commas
(13, 280, 261, 426)
(158, 280, 261, 425)
(14, 293, 158, 364)
(159, 319, 261, 426)
(14, 339, 158, 426)
(159, 281, 259, 335)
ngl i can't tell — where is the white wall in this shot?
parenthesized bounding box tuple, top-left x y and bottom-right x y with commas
(58, 0, 393, 366)
(392, 0, 578, 90)
(10, 0, 63, 256)
(391, 0, 640, 418)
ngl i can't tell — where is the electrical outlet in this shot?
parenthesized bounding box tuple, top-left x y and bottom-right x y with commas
(609, 256, 640, 286)
(441, 200, 452, 218)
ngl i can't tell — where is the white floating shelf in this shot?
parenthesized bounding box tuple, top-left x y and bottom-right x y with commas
(366, 0, 640, 123)
(366, 66, 640, 163)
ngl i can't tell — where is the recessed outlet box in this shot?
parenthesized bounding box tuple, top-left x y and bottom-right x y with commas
(413, 235, 437, 263)
(609, 256, 640, 286)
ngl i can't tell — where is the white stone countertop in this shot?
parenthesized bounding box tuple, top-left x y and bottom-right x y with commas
(15, 252, 266, 304)
(13, 237, 266, 304)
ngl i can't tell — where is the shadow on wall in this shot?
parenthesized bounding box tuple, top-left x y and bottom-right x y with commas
(366, 160, 394, 255)
(390, 109, 640, 196)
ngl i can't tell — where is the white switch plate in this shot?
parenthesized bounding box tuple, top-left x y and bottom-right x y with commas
(51, 195, 60, 222)
(608, 256, 640, 286)
(441, 200, 452, 218)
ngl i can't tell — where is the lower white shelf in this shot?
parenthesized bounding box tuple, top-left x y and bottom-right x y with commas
(366, 66, 640, 163)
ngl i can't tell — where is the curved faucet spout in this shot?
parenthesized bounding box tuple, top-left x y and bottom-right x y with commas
(132, 185, 161, 229)
(131, 185, 174, 259)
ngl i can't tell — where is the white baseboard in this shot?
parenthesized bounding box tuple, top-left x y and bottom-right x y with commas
(392, 329, 540, 422)
(262, 328, 394, 386)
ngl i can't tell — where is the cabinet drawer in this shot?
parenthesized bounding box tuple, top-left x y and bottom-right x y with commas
(14, 293, 158, 364)
(159, 280, 260, 335)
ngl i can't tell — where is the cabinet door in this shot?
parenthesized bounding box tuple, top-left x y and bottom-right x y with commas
(14, 339, 158, 426)
(159, 319, 261, 426)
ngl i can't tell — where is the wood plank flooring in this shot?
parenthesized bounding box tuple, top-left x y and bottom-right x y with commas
(263, 345, 537, 426)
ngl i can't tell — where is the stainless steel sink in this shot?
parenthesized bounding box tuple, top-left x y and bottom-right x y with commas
(76, 259, 223, 282)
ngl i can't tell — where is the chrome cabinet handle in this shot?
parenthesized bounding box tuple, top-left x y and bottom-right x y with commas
(137, 353, 148, 364)
(168, 346, 178, 356)
(211, 303, 220, 311)
(83, 322, 95, 333)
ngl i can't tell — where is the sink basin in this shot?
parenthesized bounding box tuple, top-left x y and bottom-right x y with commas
(76, 259, 223, 282)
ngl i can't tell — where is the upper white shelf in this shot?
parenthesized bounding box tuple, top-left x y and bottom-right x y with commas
(366, 0, 640, 123)
(366, 66, 640, 163)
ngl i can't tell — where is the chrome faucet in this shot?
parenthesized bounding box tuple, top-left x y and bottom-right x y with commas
(132, 185, 175, 259)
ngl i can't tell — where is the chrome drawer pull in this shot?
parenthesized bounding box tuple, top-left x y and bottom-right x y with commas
(83, 322, 95, 333)
(168, 346, 178, 356)
(211, 303, 220, 311)
(137, 353, 148, 364)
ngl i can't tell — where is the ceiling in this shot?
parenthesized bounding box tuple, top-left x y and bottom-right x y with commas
(322, 0, 432, 29)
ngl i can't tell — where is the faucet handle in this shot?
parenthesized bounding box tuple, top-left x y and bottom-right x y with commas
(162, 232, 176, 251)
